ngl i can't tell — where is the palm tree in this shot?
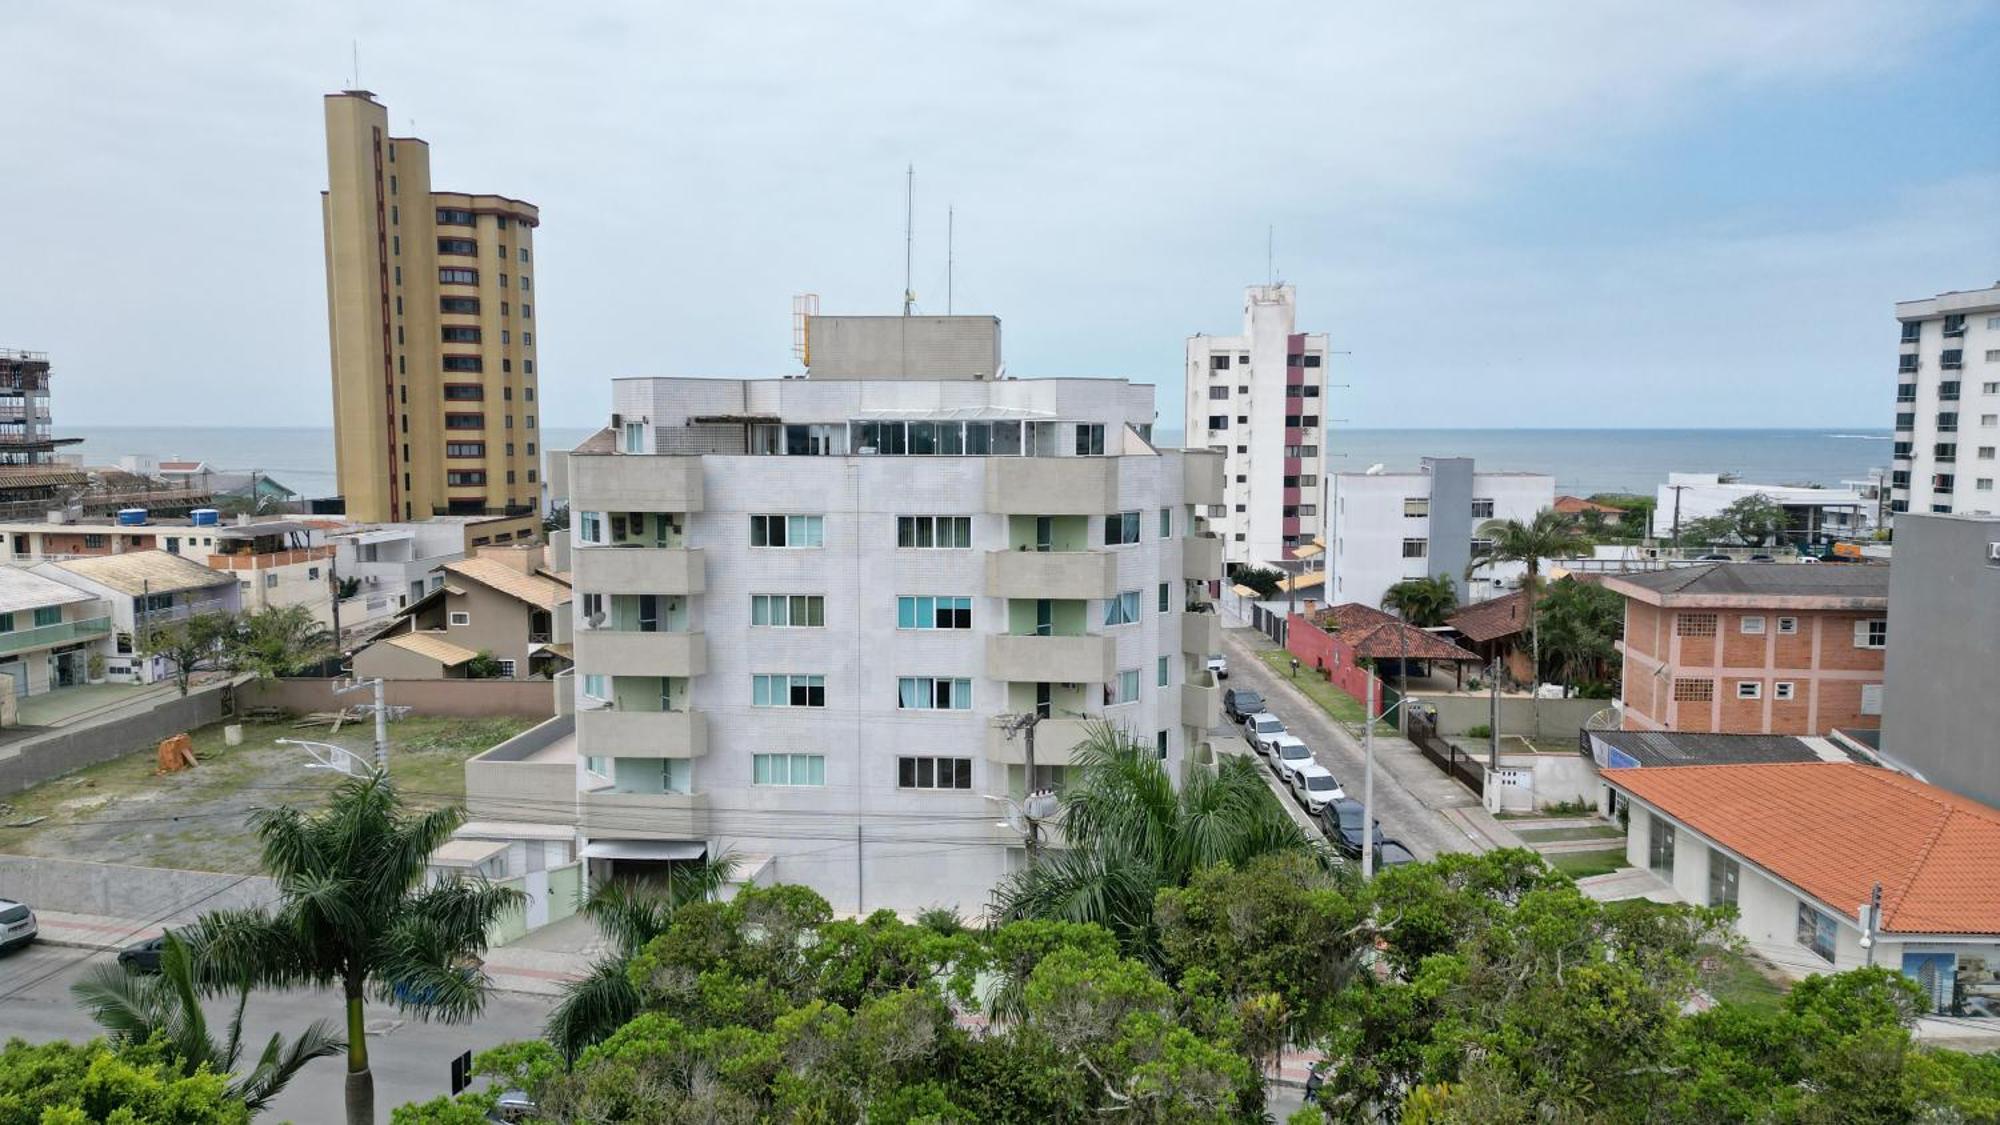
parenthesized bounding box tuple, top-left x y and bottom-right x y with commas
(544, 855, 736, 1063)
(1380, 574, 1458, 627)
(1465, 509, 1594, 690)
(228, 604, 335, 679)
(989, 724, 1326, 960)
(1534, 576, 1623, 689)
(71, 933, 344, 1117)
(179, 774, 522, 1125)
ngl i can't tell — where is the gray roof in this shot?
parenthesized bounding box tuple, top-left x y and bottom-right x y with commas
(0, 566, 98, 615)
(1587, 730, 1863, 769)
(1611, 562, 1889, 599)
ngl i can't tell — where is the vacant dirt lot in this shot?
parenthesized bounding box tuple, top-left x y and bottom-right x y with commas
(0, 715, 535, 873)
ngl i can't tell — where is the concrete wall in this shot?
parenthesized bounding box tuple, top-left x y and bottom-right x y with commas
(0, 679, 233, 795)
(1284, 611, 1377, 707)
(1881, 514, 2000, 809)
(1497, 750, 1600, 808)
(242, 677, 556, 718)
(1414, 693, 1605, 740)
(0, 854, 275, 920)
(805, 315, 1002, 380)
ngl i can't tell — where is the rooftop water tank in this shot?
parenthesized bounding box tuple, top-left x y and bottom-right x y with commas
(191, 508, 220, 527)
(116, 508, 148, 526)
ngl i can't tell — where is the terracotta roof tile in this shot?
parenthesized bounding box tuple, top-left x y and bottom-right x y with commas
(1446, 590, 1531, 643)
(1312, 602, 1480, 662)
(1554, 494, 1623, 514)
(443, 557, 571, 609)
(1604, 763, 2000, 936)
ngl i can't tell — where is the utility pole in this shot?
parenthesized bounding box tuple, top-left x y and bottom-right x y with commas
(327, 542, 342, 656)
(1362, 676, 1377, 879)
(996, 712, 1059, 865)
(1860, 881, 1883, 967)
(1669, 484, 1689, 547)
(1488, 658, 1501, 770)
(333, 676, 404, 771)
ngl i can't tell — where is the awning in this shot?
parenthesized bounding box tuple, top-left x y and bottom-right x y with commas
(581, 840, 706, 861)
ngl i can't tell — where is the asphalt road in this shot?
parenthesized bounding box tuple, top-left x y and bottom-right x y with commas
(0, 942, 556, 1124)
(1220, 627, 1473, 860)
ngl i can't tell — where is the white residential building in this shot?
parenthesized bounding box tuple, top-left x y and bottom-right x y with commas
(1328, 459, 1553, 611)
(1185, 285, 1330, 567)
(1651, 472, 1870, 546)
(1892, 284, 2000, 518)
(491, 320, 1226, 913)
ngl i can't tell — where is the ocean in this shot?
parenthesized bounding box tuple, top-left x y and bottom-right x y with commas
(56, 426, 1892, 503)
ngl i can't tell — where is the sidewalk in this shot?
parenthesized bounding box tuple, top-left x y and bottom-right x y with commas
(31, 908, 165, 951)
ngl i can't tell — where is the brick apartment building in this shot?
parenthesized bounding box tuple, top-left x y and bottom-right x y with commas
(1605, 564, 1888, 736)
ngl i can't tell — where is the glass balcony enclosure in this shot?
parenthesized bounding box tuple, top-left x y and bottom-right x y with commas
(748, 419, 1122, 458)
(1006, 515, 1090, 551)
(1005, 598, 1089, 637)
(582, 592, 692, 633)
(581, 674, 688, 712)
(575, 511, 686, 548)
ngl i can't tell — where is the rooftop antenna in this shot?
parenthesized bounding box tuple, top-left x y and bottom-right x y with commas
(1267, 225, 1275, 286)
(946, 205, 954, 315)
(351, 39, 359, 89)
(903, 164, 916, 316)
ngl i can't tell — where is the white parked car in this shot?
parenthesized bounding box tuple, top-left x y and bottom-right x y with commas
(1244, 713, 1288, 755)
(0, 899, 37, 953)
(1289, 761, 1345, 812)
(1270, 735, 1314, 783)
(1206, 654, 1229, 680)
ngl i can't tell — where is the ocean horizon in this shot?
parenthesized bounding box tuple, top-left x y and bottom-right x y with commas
(53, 425, 1893, 505)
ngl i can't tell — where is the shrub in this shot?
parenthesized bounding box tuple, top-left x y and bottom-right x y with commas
(1465, 723, 1492, 739)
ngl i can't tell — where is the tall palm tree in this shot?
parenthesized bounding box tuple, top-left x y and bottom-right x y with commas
(1534, 576, 1623, 688)
(989, 725, 1326, 960)
(544, 855, 736, 1063)
(179, 774, 522, 1125)
(1465, 509, 1594, 690)
(71, 933, 344, 1118)
(1380, 574, 1458, 627)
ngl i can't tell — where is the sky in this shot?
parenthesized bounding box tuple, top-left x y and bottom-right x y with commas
(3, 1, 1997, 434)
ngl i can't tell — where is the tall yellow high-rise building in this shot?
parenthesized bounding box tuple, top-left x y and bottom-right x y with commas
(323, 90, 542, 523)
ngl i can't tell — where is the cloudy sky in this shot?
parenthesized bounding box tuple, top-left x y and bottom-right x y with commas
(4, 0, 1996, 433)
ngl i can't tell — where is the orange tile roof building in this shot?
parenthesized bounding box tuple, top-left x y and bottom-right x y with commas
(1603, 762, 2000, 1009)
(1604, 563, 1888, 736)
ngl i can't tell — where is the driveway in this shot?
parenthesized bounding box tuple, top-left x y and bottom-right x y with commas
(1220, 628, 1480, 860)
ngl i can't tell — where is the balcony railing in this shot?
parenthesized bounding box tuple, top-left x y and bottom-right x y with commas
(0, 615, 111, 656)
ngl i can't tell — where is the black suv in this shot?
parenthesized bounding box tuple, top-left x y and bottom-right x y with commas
(1223, 689, 1265, 722)
(1321, 798, 1384, 858)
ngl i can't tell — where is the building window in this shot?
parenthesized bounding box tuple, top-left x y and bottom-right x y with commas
(1208, 387, 1229, 400)
(751, 594, 824, 627)
(437, 237, 477, 256)
(1739, 615, 1765, 635)
(1676, 613, 1718, 638)
(1708, 850, 1739, 908)
(1469, 537, 1494, 558)
(445, 441, 485, 459)
(1773, 682, 1795, 701)
(752, 674, 825, 708)
(896, 515, 971, 548)
(1158, 582, 1172, 613)
(1647, 813, 1675, 876)
(495, 659, 517, 678)
(1736, 681, 1762, 700)
(898, 596, 972, 630)
(753, 753, 825, 786)
(898, 677, 972, 710)
(441, 296, 479, 314)
(33, 606, 60, 628)
(1854, 619, 1887, 649)
(448, 611, 471, 627)
(438, 267, 478, 285)
(1159, 507, 1171, 537)
(1402, 497, 1429, 518)
(584, 756, 609, 778)
(1861, 683, 1884, 716)
(442, 355, 483, 373)
(1210, 354, 1230, 370)
(1672, 678, 1715, 702)
(750, 514, 824, 548)
(1401, 538, 1428, 559)
(1107, 668, 1141, 705)
(446, 470, 486, 486)
(1208, 416, 1228, 430)
(1075, 424, 1105, 456)
(1156, 731, 1169, 759)
(436, 208, 475, 226)
(1796, 902, 1838, 963)
(1776, 616, 1798, 635)
(1157, 655, 1169, 687)
(1104, 590, 1141, 626)
(1104, 511, 1141, 545)
(898, 756, 972, 790)
(443, 383, 484, 399)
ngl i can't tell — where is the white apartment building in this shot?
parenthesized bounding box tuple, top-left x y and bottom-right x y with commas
(1651, 472, 1871, 546)
(1329, 459, 1554, 611)
(1893, 284, 2000, 517)
(529, 326, 1226, 913)
(1185, 285, 1330, 566)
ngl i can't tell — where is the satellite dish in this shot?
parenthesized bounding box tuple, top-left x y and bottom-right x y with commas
(1365, 463, 1385, 475)
(587, 611, 606, 627)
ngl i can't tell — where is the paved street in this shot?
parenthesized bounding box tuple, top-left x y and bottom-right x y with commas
(0, 942, 557, 1123)
(1220, 627, 1484, 860)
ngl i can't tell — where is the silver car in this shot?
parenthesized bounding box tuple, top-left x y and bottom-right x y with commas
(1243, 712, 1288, 755)
(0, 899, 37, 953)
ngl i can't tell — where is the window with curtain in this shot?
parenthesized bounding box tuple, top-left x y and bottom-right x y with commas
(1104, 591, 1140, 626)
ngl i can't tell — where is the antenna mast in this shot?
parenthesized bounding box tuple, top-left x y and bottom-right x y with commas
(946, 205, 954, 315)
(902, 164, 915, 316)
(352, 40, 360, 88)
(1267, 225, 1274, 286)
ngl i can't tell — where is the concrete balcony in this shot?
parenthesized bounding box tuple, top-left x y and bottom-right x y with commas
(1183, 533, 1224, 581)
(1181, 610, 1220, 657)
(573, 545, 706, 596)
(575, 708, 708, 759)
(985, 457, 1117, 515)
(463, 717, 578, 825)
(1181, 669, 1221, 730)
(579, 789, 709, 839)
(984, 549, 1118, 600)
(1181, 451, 1225, 506)
(986, 633, 1115, 684)
(986, 717, 1094, 766)
(574, 629, 708, 678)
(570, 453, 704, 513)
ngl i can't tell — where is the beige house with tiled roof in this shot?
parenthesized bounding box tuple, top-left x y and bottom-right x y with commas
(353, 544, 570, 680)
(34, 550, 242, 686)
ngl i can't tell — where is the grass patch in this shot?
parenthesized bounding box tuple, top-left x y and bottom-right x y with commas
(1513, 824, 1625, 843)
(1256, 650, 1367, 725)
(1546, 848, 1629, 879)
(1706, 948, 1790, 1014)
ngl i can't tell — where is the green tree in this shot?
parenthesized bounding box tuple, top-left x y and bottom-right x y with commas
(1721, 492, 1786, 546)
(1464, 509, 1594, 691)
(462, 650, 504, 679)
(226, 604, 334, 680)
(1380, 574, 1457, 627)
(1230, 564, 1286, 600)
(988, 725, 1326, 957)
(0, 1037, 247, 1125)
(140, 611, 236, 696)
(544, 858, 736, 1063)
(179, 774, 521, 1125)
(70, 933, 343, 1117)
(1532, 576, 1623, 691)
